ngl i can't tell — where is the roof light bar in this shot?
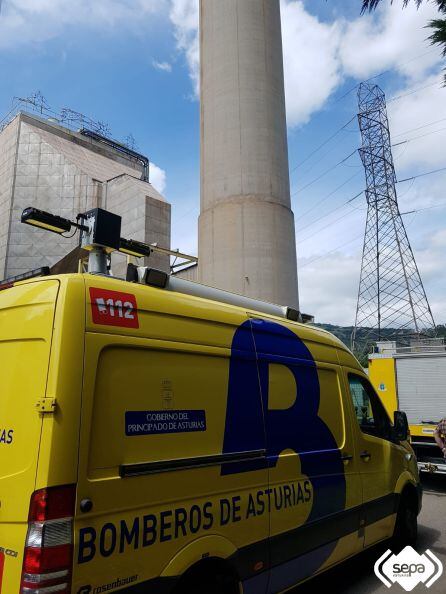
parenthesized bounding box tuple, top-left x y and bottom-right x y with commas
(21, 208, 73, 235)
(119, 238, 152, 259)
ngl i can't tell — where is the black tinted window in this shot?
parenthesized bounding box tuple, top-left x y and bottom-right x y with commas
(348, 374, 391, 439)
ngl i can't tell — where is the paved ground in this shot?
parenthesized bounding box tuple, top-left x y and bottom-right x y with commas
(292, 474, 446, 593)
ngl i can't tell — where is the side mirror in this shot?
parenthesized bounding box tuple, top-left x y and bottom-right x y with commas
(394, 410, 409, 442)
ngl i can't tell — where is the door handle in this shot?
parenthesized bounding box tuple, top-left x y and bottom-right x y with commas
(360, 450, 372, 460)
(341, 453, 353, 461)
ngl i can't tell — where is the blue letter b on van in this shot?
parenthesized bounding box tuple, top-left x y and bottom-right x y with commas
(222, 320, 346, 522)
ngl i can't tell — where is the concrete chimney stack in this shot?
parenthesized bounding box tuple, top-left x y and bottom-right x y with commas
(198, 0, 299, 308)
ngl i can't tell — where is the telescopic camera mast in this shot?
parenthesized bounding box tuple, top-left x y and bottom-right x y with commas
(21, 206, 197, 276)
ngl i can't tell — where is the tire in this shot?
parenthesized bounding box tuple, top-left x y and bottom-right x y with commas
(193, 578, 228, 594)
(175, 569, 238, 594)
(392, 495, 418, 551)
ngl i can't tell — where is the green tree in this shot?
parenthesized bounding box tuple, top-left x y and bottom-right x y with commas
(361, 1, 446, 82)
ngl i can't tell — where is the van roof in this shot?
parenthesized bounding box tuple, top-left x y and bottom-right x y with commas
(3, 272, 355, 358)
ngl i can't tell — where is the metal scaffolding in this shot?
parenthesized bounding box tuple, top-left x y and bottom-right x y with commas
(0, 92, 135, 152)
(352, 82, 436, 355)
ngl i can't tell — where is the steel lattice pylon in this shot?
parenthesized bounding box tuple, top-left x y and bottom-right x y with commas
(352, 83, 436, 355)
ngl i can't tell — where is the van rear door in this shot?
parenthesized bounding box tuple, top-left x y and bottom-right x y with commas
(0, 280, 59, 593)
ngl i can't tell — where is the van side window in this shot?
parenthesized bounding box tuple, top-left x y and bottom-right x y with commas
(348, 374, 391, 440)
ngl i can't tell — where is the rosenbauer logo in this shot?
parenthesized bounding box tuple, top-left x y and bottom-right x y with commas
(89, 288, 139, 329)
(374, 546, 443, 591)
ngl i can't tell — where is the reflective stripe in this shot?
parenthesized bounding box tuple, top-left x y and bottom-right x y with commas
(22, 570, 69, 584)
(21, 583, 67, 594)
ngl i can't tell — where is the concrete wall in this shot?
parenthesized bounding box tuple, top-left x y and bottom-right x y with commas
(0, 118, 19, 277)
(106, 174, 171, 277)
(174, 264, 198, 282)
(199, 0, 299, 308)
(0, 112, 171, 280)
(4, 118, 99, 277)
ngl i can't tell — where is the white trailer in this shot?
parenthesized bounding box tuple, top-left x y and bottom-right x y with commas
(370, 341, 446, 475)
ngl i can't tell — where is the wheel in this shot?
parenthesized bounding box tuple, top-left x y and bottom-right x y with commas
(174, 565, 239, 594)
(392, 495, 418, 551)
(193, 576, 228, 594)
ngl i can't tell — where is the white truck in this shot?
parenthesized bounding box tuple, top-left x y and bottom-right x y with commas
(369, 339, 446, 475)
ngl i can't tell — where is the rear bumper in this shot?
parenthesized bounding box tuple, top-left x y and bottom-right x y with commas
(411, 441, 446, 476)
(418, 460, 446, 475)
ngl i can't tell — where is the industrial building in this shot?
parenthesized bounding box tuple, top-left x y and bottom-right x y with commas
(0, 111, 171, 279)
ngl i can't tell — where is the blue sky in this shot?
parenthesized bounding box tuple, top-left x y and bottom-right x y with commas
(0, 0, 445, 324)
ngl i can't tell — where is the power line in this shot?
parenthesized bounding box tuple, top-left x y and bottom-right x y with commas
(296, 172, 361, 220)
(291, 120, 446, 201)
(291, 119, 446, 198)
(297, 189, 364, 233)
(297, 190, 364, 242)
(295, 165, 446, 243)
(299, 204, 424, 271)
(401, 201, 446, 215)
(299, 233, 364, 268)
(361, 48, 440, 87)
(388, 78, 443, 103)
(393, 117, 446, 139)
(290, 48, 441, 171)
(393, 126, 446, 149)
(290, 115, 356, 173)
(291, 149, 358, 196)
(293, 138, 357, 180)
(298, 204, 363, 245)
(398, 166, 446, 184)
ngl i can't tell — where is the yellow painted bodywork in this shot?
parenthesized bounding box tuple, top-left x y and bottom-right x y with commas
(0, 274, 421, 594)
(369, 357, 398, 419)
(0, 280, 61, 593)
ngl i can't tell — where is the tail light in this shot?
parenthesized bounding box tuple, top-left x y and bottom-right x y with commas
(21, 485, 76, 594)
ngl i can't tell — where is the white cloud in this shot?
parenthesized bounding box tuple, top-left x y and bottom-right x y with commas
(281, 1, 342, 126)
(0, 0, 165, 48)
(169, 0, 444, 127)
(398, 175, 446, 214)
(409, 228, 446, 324)
(167, 0, 344, 123)
(299, 250, 361, 326)
(166, 0, 446, 327)
(3, 0, 443, 326)
(388, 74, 446, 172)
(152, 60, 172, 73)
(169, 0, 199, 94)
(339, 2, 442, 82)
(150, 162, 167, 194)
(298, 207, 446, 326)
(2, 0, 443, 131)
(429, 228, 446, 249)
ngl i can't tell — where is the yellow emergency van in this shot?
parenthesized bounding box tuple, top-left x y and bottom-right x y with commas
(0, 270, 422, 594)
